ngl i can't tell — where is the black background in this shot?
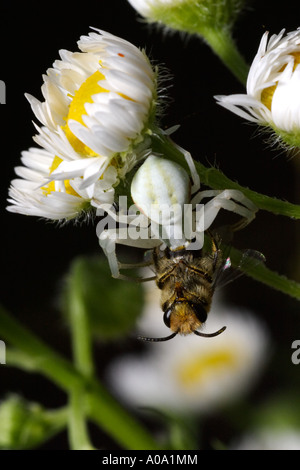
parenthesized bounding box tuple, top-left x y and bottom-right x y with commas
(1, 0, 300, 449)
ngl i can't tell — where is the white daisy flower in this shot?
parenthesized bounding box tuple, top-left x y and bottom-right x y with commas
(232, 429, 300, 450)
(215, 28, 300, 149)
(7, 29, 158, 220)
(106, 291, 269, 414)
(6, 147, 117, 220)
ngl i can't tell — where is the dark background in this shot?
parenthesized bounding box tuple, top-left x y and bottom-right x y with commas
(1, 0, 300, 449)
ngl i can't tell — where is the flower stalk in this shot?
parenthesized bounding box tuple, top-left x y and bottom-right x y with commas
(66, 263, 95, 450)
(128, 0, 249, 84)
(0, 305, 160, 450)
(200, 26, 249, 84)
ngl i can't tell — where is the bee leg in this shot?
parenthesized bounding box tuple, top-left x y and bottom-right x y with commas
(206, 230, 222, 269)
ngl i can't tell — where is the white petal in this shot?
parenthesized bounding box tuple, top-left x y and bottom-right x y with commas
(80, 157, 110, 189)
(272, 65, 300, 131)
(50, 156, 104, 180)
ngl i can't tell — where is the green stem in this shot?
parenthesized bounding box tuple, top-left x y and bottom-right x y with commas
(228, 246, 300, 300)
(0, 306, 160, 450)
(67, 264, 94, 450)
(68, 265, 94, 378)
(152, 133, 300, 219)
(68, 390, 94, 450)
(201, 27, 249, 85)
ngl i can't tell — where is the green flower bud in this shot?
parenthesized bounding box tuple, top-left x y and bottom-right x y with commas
(128, 0, 249, 83)
(128, 0, 247, 35)
(0, 395, 66, 449)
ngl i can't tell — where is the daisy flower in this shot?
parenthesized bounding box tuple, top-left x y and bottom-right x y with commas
(106, 288, 269, 414)
(215, 29, 300, 149)
(7, 29, 158, 220)
(7, 148, 117, 220)
(232, 429, 300, 450)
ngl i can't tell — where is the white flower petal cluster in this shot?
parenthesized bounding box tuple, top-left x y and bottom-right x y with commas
(106, 287, 269, 414)
(7, 29, 157, 220)
(215, 28, 300, 147)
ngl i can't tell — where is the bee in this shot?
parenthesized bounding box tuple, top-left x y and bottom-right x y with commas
(138, 231, 265, 342)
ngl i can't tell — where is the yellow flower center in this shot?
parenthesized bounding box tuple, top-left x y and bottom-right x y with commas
(176, 348, 237, 389)
(42, 156, 79, 197)
(261, 51, 300, 110)
(63, 70, 108, 156)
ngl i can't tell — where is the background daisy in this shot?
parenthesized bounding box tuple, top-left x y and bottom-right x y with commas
(106, 287, 270, 414)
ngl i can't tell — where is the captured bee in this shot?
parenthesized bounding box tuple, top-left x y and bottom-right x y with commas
(138, 232, 265, 342)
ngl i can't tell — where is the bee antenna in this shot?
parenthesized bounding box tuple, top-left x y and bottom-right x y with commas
(137, 331, 178, 342)
(194, 326, 227, 338)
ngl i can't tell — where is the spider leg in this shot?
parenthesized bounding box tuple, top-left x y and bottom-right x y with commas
(195, 189, 257, 232)
(172, 143, 200, 194)
(99, 227, 159, 282)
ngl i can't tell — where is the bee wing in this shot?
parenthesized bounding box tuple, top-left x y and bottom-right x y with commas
(214, 248, 266, 290)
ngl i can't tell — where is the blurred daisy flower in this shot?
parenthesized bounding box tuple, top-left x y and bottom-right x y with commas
(7, 29, 158, 220)
(232, 428, 300, 450)
(215, 29, 300, 150)
(106, 285, 269, 414)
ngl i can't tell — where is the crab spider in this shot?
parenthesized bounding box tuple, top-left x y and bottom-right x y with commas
(98, 148, 257, 281)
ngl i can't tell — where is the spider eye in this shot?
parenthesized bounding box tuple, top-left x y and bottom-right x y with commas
(163, 307, 172, 328)
(192, 302, 207, 323)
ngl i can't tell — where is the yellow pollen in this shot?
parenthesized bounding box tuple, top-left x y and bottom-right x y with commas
(62, 67, 133, 156)
(261, 50, 300, 111)
(63, 70, 107, 156)
(176, 349, 237, 388)
(42, 156, 79, 197)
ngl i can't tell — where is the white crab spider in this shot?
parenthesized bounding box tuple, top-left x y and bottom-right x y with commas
(98, 147, 257, 281)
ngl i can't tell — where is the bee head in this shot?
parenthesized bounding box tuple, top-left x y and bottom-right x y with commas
(137, 301, 226, 343)
(163, 300, 208, 335)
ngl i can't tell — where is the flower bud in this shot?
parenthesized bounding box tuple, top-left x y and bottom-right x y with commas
(128, 0, 246, 36)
